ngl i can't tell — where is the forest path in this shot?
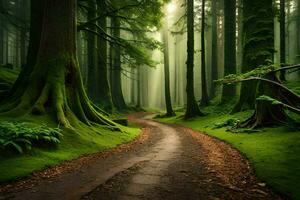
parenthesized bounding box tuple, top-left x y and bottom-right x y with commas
(1, 113, 281, 200)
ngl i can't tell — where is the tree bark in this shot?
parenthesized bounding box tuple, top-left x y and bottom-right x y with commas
(210, 0, 218, 99)
(232, 0, 274, 113)
(0, 0, 116, 129)
(110, 17, 127, 111)
(87, 0, 98, 101)
(185, 0, 204, 119)
(200, 0, 209, 106)
(96, 0, 113, 111)
(221, 0, 236, 103)
(279, 0, 286, 81)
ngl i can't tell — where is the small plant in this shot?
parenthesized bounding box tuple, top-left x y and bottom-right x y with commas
(0, 121, 62, 154)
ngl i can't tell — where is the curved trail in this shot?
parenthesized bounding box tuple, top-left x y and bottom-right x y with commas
(0, 114, 282, 200)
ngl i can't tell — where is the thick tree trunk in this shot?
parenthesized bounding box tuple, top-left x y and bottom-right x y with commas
(200, 0, 209, 106)
(232, 0, 274, 113)
(210, 0, 218, 99)
(162, 22, 175, 116)
(96, 0, 113, 111)
(185, 0, 204, 119)
(0, 0, 116, 128)
(279, 0, 286, 81)
(111, 17, 127, 111)
(237, 0, 288, 128)
(87, 0, 98, 101)
(221, 0, 236, 103)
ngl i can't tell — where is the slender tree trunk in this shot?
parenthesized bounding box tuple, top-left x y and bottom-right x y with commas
(162, 21, 175, 116)
(87, 0, 98, 101)
(221, 0, 237, 103)
(136, 66, 141, 108)
(210, 0, 218, 99)
(185, 0, 204, 118)
(111, 17, 127, 111)
(0, 0, 116, 128)
(200, 0, 209, 106)
(0, 0, 4, 65)
(96, 0, 113, 111)
(279, 0, 286, 81)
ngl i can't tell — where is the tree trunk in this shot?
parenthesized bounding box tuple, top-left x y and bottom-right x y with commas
(96, 0, 113, 111)
(279, 0, 286, 81)
(200, 0, 209, 106)
(221, 0, 236, 103)
(297, 0, 300, 64)
(232, 0, 274, 113)
(87, 0, 98, 101)
(238, 0, 288, 128)
(0, 0, 116, 128)
(0, 0, 4, 65)
(185, 0, 204, 119)
(110, 17, 127, 111)
(210, 0, 218, 99)
(163, 21, 175, 116)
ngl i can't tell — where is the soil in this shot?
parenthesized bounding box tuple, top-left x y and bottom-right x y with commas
(0, 113, 283, 200)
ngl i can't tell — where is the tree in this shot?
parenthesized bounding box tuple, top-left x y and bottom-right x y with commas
(279, 0, 286, 81)
(233, 0, 288, 128)
(87, 0, 98, 101)
(0, 0, 116, 129)
(200, 0, 209, 106)
(185, 0, 205, 118)
(162, 18, 175, 116)
(221, 0, 236, 103)
(231, 0, 274, 113)
(297, 0, 300, 64)
(96, 0, 113, 111)
(210, 0, 218, 99)
(110, 16, 127, 111)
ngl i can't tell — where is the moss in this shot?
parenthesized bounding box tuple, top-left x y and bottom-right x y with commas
(0, 115, 140, 182)
(158, 111, 300, 200)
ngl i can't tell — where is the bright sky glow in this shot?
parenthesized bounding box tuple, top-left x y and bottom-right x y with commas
(166, 2, 176, 14)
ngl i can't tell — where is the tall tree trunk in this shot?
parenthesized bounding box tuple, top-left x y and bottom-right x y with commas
(111, 17, 127, 111)
(96, 0, 113, 111)
(210, 0, 218, 99)
(0, 0, 116, 128)
(297, 0, 300, 64)
(279, 0, 286, 81)
(200, 0, 209, 106)
(221, 0, 237, 103)
(162, 21, 175, 116)
(185, 0, 204, 118)
(0, 0, 4, 65)
(232, 0, 274, 113)
(237, 0, 288, 128)
(87, 0, 98, 101)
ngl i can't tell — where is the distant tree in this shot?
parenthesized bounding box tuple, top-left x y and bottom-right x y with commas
(221, 0, 237, 103)
(0, 0, 116, 129)
(185, 0, 205, 118)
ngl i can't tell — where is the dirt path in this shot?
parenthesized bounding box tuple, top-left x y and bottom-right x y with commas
(0, 113, 282, 200)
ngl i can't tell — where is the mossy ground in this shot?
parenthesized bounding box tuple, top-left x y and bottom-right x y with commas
(0, 114, 140, 183)
(157, 107, 300, 200)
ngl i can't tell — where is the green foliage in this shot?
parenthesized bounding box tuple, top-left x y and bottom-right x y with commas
(256, 95, 282, 105)
(0, 122, 62, 154)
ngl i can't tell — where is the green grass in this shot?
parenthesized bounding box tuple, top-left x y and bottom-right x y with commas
(158, 110, 300, 200)
(0, 115, 140, 182)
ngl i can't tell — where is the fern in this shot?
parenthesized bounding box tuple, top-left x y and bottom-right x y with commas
(0, 122, 62, 154)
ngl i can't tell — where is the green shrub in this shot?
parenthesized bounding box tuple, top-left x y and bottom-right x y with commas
(0, 122, 62, 153)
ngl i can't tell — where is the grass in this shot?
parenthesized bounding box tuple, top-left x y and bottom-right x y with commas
(0, 115, 140, 182)
(157, 109, 300, 200)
